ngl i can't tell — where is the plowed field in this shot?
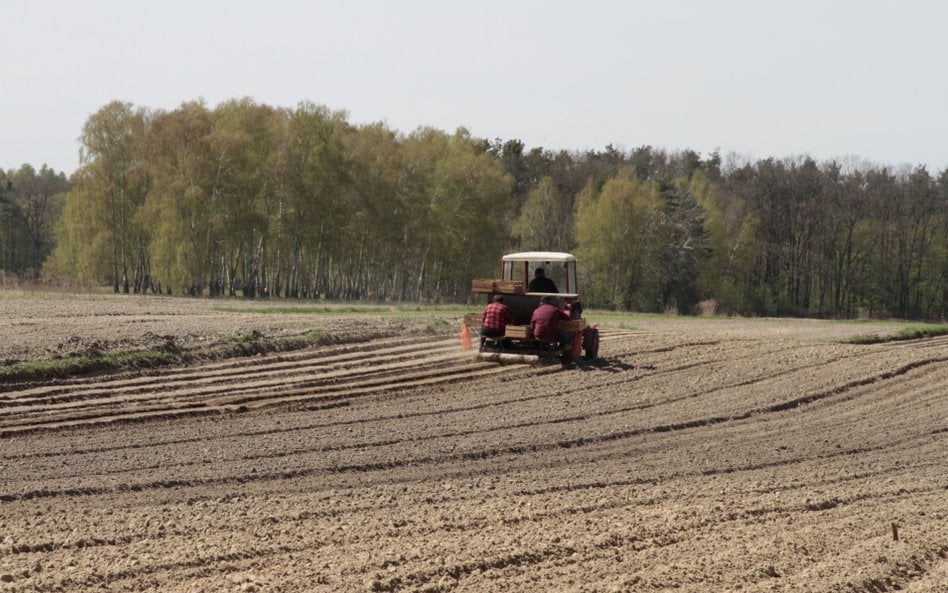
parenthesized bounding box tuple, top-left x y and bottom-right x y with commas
(1, 293, 946, 592)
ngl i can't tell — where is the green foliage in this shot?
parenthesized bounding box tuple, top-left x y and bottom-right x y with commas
(43, 100, 512, 304)
(142, 100, 219, 294)
(0, 349, 172, 382)
(846, 324, 948, 344)
(512, 176, 571, 251)
(690, 173, 761, 314)
(48, 101, 150, 292)
(46, 180, 112, 282)
(424, 127, 512, 296)
(1, 165, 69, 277)
(576, 169, 665, 310)
(655, 178, 709, 313)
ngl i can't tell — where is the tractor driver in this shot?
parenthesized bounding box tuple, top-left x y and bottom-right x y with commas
(481, 294, 516, 338)
(528, 267, 558, 293)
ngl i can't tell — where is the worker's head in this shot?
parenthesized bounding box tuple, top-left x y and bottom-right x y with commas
(534, 268, 546, 277)
(492, 294, 504, 303)
(540, 295, 554, 305)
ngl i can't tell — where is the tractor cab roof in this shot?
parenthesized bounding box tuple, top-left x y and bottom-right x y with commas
(500, 252, 579, 296)
(501, 251, 576, 263)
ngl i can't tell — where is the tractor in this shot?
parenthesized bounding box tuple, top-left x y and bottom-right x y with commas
(463, 251, 600, 365)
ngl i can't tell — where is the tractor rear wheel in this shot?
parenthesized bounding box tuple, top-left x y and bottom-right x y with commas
(583, 328, 600, 360)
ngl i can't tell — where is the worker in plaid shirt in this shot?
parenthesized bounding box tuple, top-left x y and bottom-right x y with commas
(481, 294, 516, 337)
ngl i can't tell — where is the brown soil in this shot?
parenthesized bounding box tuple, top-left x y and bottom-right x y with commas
(0, 291, 945, 592)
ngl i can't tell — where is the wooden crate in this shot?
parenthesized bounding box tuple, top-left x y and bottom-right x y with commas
(494, 280, 526, 294)
(561, 318, 588, 332)
(504, 325, 532, 339)
(463, 313, 482, 328)
(472, 279, 497, 293)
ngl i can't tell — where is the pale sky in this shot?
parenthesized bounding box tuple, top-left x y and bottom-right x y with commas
(3, 0, 947, 176)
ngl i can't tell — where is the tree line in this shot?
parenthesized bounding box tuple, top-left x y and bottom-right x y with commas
(507, 142, 948, 320)
(44, 99, 510, 301)
(3, 98, 948, 320)
(0, 164, 70, 279)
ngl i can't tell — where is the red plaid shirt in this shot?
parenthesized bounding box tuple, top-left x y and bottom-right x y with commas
(482, 302, 515, 331)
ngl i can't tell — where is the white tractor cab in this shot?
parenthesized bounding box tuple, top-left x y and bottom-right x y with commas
(504, 251, 576, 293)
(465, 251, 600, 365)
